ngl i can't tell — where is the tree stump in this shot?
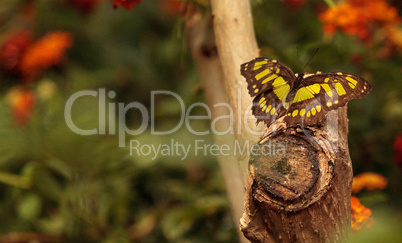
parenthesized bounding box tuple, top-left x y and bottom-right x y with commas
(240, 108, 353, 242)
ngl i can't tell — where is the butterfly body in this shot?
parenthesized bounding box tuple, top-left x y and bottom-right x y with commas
(241, 57, 371, 127)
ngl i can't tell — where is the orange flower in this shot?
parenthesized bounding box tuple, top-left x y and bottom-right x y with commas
(0, 31, 32, 76)
(319, 0, 401, 42)
(113, 0, 142, 10)
(6, 88, 35, 126)
(352, 172, 387, 194)
(351, 196, 374, 230)
(19, 32, 73, 82)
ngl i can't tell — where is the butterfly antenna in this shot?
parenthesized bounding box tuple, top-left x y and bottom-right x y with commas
(302, 48, 319, 73)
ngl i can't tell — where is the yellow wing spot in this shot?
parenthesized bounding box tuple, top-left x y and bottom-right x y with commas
(316, 71, 322, 74)
(335, 82, 346, 96)
(292, 110, 299, 117)
(256, 69, 269, 80)
(287, 113, 291, 116)
(255, 60, 267, 66)
(254, 89, 259, 93)
(335, 100, 339, 104)
(293, 87, 314, 103)
(321, 84, 333, 97)
(261, 74, 278, 84)
(266, 105, 272, 113)
(361, 90, 365, 93)
(259, 97, 266, 103)
(270, 107, 276, 115)
(337, 72, 343, 75)
(259, 100, 267, 108)
(300, 109, 306, 116)
(307, 111, 311, 117)
(311, 107, 317, 116)
(306, 83, 321, 94)
(364, 86, 367, 90)
(324, 78, 330, 82)
(274, 84, 290, 102)
(272, 76, 286, 87)
(347, 81, 356, 88)
(276, 68, 280, 74)
(272, 76, 289, 101)
(327, 101, 332, 107)
(253, 66, 262, 70)
(272, 60, 277, 63)
(262, 105, 267, 112)
(316, 105, 322, 112)
(253, 85, 257, 88)
(346, 77, 358, 89)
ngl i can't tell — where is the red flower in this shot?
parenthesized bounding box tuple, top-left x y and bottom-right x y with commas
(68, 0, 105, 13)
(283, 0, 307, 10)
(393, 135, 402, 167)
(0, 31, 32, 76)
(19, 32, 73, 82)
(112, 0, 142, 10)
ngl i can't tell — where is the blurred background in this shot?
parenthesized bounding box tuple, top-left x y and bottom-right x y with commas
(0, 0, 401, 242)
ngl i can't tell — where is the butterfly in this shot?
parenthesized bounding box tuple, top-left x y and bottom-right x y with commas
(241, 57, 371, 127)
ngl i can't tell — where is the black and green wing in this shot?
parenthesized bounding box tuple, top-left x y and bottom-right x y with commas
(284, 72, 371, 126)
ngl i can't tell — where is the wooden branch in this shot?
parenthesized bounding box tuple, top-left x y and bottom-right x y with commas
(210, 2, 264, 171)
(240, 109, 353, 242)
(187, 1, 263, 241)
(186, 10, 252, 242)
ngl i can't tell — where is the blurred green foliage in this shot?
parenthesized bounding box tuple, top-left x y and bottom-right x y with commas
(0, 0, 401, 242)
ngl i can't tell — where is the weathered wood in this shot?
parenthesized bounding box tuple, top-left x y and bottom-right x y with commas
(210, 0, 265, 182)
(240, 109, 353, 242)
(186, 11, 249, 242)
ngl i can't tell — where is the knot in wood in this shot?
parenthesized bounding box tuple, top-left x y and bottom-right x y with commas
(250, 134, 334, 212)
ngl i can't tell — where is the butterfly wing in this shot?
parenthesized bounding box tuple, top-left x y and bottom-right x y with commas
(252, 90, 290, 125)
(241, 57, 295, 97)
(241, 58, 295, 125)
(284, 72, 371, 126)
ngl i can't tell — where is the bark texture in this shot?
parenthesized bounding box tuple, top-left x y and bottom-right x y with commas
(240, 109, 353, 242)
